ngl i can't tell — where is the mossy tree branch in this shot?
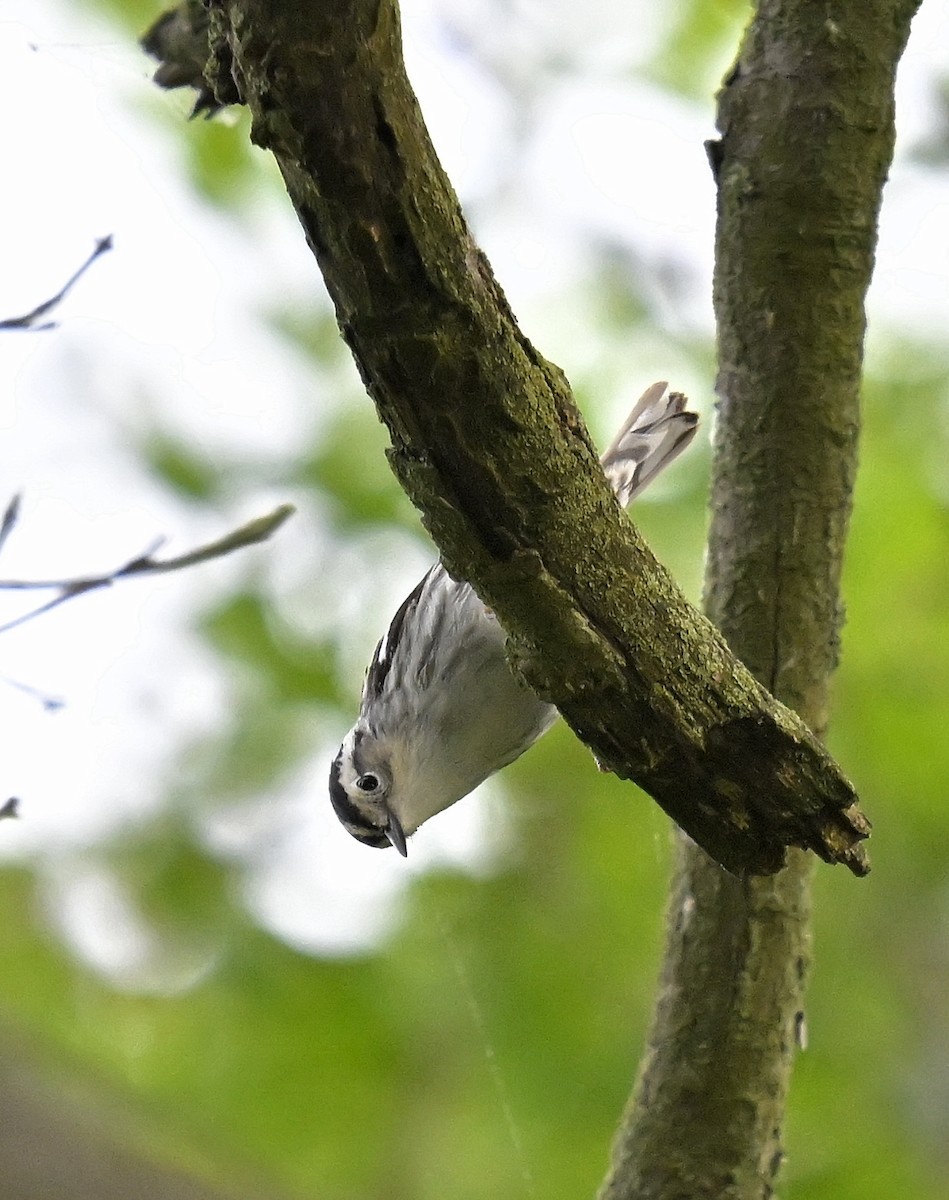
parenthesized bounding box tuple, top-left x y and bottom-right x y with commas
(145, 0, 871, 878)
(599, 3, 921, 1198)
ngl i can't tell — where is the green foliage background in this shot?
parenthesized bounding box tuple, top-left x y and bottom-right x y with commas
(2, 2, 948, 1198)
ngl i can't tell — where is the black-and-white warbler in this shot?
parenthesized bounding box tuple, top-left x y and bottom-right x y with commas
(330, 382, 698, 855)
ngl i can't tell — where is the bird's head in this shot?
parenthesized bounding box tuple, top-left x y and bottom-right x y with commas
(329, 729, 409, 856)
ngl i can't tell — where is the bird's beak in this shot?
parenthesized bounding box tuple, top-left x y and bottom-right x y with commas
(384, 810, 408, 857)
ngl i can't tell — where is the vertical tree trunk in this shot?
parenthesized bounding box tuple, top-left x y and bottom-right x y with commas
(599, 3, 920, 1197)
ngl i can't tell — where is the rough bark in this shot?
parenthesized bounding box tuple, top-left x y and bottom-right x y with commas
(144, 0, 871, 878)
(598, 3, 920, 1198)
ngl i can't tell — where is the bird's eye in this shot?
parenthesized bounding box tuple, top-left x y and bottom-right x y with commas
(356, 773, 381, 794)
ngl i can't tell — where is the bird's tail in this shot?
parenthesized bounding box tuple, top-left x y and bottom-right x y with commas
(600, 381, 699, 508)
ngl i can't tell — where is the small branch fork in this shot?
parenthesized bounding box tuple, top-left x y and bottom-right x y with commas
(0, 497, 294, 636)
(0, 499, 293, 814)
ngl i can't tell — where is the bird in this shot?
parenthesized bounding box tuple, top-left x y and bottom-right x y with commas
(329, 382, 698, 855)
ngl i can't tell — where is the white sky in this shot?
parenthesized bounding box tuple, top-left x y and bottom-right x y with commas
(0, 0, 948, 974)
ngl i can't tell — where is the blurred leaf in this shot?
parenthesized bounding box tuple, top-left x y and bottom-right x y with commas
(182, 111, 262, 209)
(189, 702, 320, 800)
(298, 407, 420, 531)
(142, 430, 221, 500)
(201, 591, 340, 705)
(112, 824, 234, 933)
(267, 303, 351, 370)
(650, 0, 752, 100)
(94, 0, 160, 35)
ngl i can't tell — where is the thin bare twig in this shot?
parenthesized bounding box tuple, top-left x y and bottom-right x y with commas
(0, 236, 113, 331)
(0, 495, 22, 556)
(0, 675, 64, 711)
(0, 502, 294, 635)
